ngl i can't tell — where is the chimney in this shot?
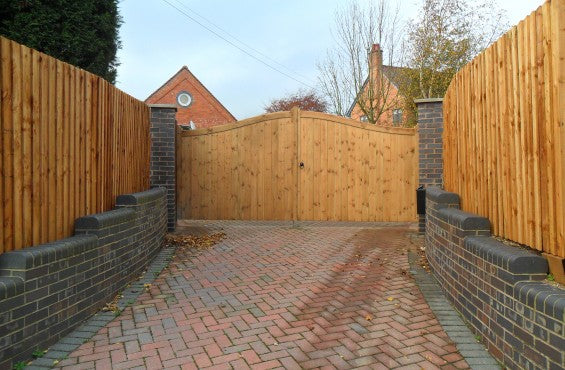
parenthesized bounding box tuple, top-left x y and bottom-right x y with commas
(369, 43, 383, 71)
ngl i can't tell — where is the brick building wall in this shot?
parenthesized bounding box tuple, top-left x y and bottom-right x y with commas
(145, 66, 235, 129)
(349, 44, 410, 127)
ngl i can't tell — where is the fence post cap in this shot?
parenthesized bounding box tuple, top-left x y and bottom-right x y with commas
(148, 104, 177, 109)
(414, 98, 444, 104)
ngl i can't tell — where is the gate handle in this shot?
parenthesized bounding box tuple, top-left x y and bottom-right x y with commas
(299, 162, 304, 169)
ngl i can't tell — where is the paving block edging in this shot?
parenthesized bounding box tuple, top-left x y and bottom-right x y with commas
(408, 249, 499, 369)
(0, 187, 167, 369)
(25, 246, 176, 369)
(425, 187, 565, 369)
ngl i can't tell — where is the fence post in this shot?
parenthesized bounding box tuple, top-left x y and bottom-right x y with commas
(149, 104, 177, 231)
(415, 98, 444, 233)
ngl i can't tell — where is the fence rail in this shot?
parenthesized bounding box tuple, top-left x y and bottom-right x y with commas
(0, 36, 150, 254)
(443, 0, 565, 258)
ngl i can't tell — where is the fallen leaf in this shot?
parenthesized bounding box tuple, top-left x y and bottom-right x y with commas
(387, 297, 394, 301)
(365, 315, 373, 321)
(165, 233, 226, 250)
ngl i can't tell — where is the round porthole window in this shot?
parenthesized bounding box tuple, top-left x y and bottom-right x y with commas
(176, 91, 192, 107)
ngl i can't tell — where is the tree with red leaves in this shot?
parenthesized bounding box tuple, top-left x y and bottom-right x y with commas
(264, 89, 328, 113)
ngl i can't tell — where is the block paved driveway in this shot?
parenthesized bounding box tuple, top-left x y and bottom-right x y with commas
(57, 222, 469, 369)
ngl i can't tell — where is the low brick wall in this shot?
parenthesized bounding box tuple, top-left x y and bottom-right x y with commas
(0, 188, 166, 369)
(425, 187, 564, 369)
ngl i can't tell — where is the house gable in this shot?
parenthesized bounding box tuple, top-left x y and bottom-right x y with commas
(146, 66, 236, 128)
(347, 44, 409, 127)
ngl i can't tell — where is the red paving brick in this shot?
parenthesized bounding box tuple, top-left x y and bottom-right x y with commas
(57, 222, 469, 369)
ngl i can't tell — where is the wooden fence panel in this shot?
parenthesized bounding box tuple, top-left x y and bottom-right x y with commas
(0, 36, 150, 254)
(177, 110, 418, 222)
(443, 0, 565, 258)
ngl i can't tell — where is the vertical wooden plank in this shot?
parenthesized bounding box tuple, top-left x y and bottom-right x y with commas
(85, 72, 92, 214)
(551, 0, 565, 256)
(326, 120, 336, 220)
(242, 125, 252, 219)
(39, 52, 49, 243)
(176, 131, 184, 218)
(483, 49, 492, 230)
(189, 135, 198, 218)
(68, 66, 76, 227)
(62, 63, 70, 237)
(541, 2, 555, 251)
(486, 46, 497, 234)
(214, 131, 224, 219)
(506, 30, 515, 239)
(339, 125, 348, 220)
(383, 130, 392, 221)
(248, 125, 258, 220)
(494, 40, 505, 237)
(78, 70, 85, 217)
(347, 126, 357, 221)
(21, 44, 32, 248)
(360, 128, 369, 221)
(1, 38, 13, 251)
(269, 120, 278, 219)
(532, 8, 543, 249)
(469, 59, 478, 215)
(335, 123, 345, 220)
(31, 49, 41, 245)
(12, 41, 23, 250)
(523, 15, 535, 246)
(291, 108, 299, 221)
(263, 121, 273, 219)
(311, 118, 321, 219)
(288, 114, 297, 220)
(300, 116, 313, 220)
(197, 134, 207, 218)
(375, 129, 384, 219)
(516, 20, 527, 243)
(256, 123, 265, 220)
(211, 132, 219, 219)
(91, 77, 99, 214)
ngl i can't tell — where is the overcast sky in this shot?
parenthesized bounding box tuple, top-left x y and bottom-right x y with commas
(115, 0, 545, 120)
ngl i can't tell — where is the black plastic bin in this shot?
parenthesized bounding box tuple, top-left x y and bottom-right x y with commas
(417, 186, 426, 215)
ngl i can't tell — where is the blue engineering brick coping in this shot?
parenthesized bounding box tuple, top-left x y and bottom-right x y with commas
(425, 187, 564, 369)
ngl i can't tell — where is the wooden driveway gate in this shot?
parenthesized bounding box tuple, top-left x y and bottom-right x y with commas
(176, 109, 418, 222)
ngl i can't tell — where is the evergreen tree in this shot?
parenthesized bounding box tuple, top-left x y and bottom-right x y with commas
(0, 0, 122, 83)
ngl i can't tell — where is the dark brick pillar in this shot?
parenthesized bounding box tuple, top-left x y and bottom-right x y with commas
(149, 104, 177, 231)
(415, 98, 444, 233)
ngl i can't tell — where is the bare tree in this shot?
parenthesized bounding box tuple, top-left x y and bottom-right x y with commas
(317, 0, 404, 124)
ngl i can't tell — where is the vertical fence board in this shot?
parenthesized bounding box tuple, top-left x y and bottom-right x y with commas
(31, 50, 41, 245)
(0, 38, 10, 248)
(551, 0, 565, 255)
(443, 2, 564, 258)
(177, 111, 417, 222)
(12, 41, 23, 249)
(0, 36, 150, 253)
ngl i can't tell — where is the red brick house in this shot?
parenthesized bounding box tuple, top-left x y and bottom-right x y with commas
(347, 44, 409, 127)
(146, 66, 236, 128)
